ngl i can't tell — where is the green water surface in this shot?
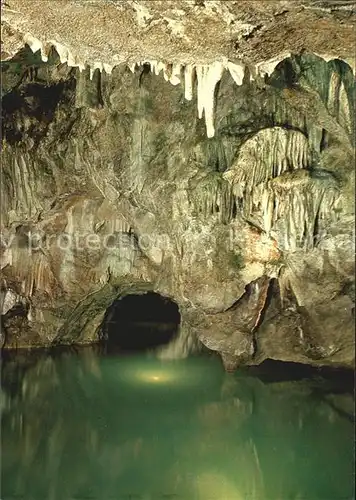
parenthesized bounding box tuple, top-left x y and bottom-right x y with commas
(1, 349, 354, 500)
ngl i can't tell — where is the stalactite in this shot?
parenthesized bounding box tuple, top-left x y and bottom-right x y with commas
(223, 127, 310, 201)
(184, 64, 195, 101)
(196, 62, 225, 138)
(338, 81, 352, 135)
(96, 216, 131, 235)
(30, 252, 57, 298)
(327, 70, 352, 135)
(327, 71, 340, 117)
(3, 151, 43, 221)
(11, 33, 247, 138)
(222, 124, 340, 250)
(139, 60, 246, 137)
(189, 172, 235, 224)
(260, 170, 340, 251)
(306, 121, 323, 155)
(75, 68, 102, 109)
(226, 62, 245, 86)
(255, 51, 291, 78)
(18, 31, 355, 139)
(3, 237, 56, 298)
(169, 63, 182, 86)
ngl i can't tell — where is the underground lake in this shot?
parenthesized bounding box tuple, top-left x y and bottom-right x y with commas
(1, 347, 354, 500)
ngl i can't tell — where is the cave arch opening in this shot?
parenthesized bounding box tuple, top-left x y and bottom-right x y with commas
(101, 292, 181, 352)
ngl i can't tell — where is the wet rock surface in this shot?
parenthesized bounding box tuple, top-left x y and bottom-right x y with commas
(0, 11, 355, 369)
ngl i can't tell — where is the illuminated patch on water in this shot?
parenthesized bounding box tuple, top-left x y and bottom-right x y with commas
(136, 370, 173, 384)
(113, 354, 222, 390)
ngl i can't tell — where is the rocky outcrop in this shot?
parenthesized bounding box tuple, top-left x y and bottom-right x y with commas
(0, 1, 355, 369)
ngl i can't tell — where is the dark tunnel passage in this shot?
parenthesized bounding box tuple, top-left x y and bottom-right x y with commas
(101, 292, 181, 352)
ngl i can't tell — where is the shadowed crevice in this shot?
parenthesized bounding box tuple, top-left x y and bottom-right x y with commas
(101, 292, 181, 352)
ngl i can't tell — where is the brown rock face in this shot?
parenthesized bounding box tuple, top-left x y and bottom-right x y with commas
(0, 1, 355, 369)
(1, 0, 355, 68)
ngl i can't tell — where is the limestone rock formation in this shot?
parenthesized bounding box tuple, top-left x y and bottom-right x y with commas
(0, 0, 355, 369)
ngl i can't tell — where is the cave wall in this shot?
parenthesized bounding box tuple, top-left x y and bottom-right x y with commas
(0, 47, 354, 368)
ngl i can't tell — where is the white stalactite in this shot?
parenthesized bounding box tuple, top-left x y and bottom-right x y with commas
(195, 62, 224, 138)
(23, 33, 48, 62)
(255, 51, 291, 77)
(51, 41, 69, 64)
(176, 60, 245, 136)
(338, 81, 352, 135)
(169, 63, 182, 85)
(90, 62, 104, 80)
(156, 61, 167, 76)
(103, 63, 113, 75)
(184, 64, 195, 101)
(227, 62, 245, 86)
(15, 34, 354, 139)
(327, 71, 339, 116)
(195, 65, 205, 119)
(147, 60, 157, 74)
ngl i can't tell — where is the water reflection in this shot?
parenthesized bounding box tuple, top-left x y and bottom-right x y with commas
(1, 349, 354, 500)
